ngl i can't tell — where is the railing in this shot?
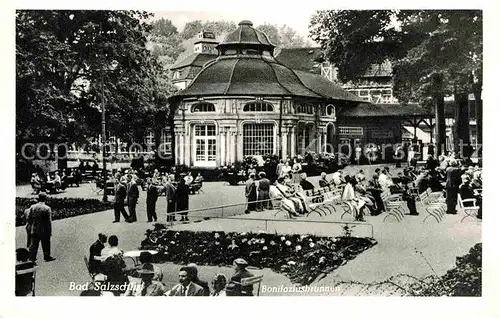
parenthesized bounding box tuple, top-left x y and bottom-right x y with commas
(162, 198, 374, 238)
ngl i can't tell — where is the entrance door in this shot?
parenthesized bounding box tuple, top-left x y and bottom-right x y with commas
(193, 124, 217, 167)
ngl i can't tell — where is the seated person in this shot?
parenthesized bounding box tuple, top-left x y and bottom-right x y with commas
(341, 176, 366, 221)
(318, 172, 330, 188)
(355, 170, 366, 184)
(30, 173, 42, 192)
(89, 233, 107, 274)
(124, 263, 166, 296)
(211, 273, 228, 296)
(459, 176, 482, 219)
(98, 235, 123, 261)
(331, 170, 344, 186)
(299, 173, 314, 191)
(270, 178, 303, 217)
(194, 174, 204, 183)
(128, 251, 163, 281)
(366, 174, 384, 213)
(226, 258, 254, 296)
(187, 263, 210, 296)
(164, 266, 205, 296)
(184, 172, 194, 186)
(15, 248, 36, 296)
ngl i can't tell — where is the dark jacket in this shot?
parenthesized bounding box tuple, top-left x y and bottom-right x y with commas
(319, 179, 329, 188)
(193, 278, 210, 296)
(446, 167, 462, 189)
(127, 182, 140, 203)
(227, 269, 254, 296)
(114, 183, 127, 204)
(258, 178, 271, 193)
(146, 184, 160, 202)
(300, 179, 315, 191)
(245, 179, 256, 198)
(176, 184, 190, 211)
(88, 240, 105, 273)
(27, 202, 52, 237)
(164, 183, 176, 202)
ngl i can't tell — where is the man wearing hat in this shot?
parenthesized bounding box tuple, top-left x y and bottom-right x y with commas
(124, 263, 166, 296)
(165, 266, 204, 296)
(226, 258, 254, 296)
(28, 193, 56, 262)
(244, 173, 257, 214)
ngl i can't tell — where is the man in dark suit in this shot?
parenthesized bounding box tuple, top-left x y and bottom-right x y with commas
(145, 178, 160, 222)
(226, 258, 254, 296)
(113, 177, 129, 223)
(176, 178, 190, 222)
(88, 233, 107, 273)
(244, 174, 257, 214)
(28, 193, 56, 262)
(164, 266, 204, 296)
(126, 174, 140, 222)
(446, 160, 462, 214)
(257, 172, 271, 211)
(164, 177, 177, 222)
(24, 199, 37, 248)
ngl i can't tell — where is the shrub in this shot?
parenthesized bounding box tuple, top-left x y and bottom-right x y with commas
(16, 197, 114, 226)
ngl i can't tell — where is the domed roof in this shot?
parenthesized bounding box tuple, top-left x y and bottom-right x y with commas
(174, 55, 365, 102)
(218, 20, 274, 49)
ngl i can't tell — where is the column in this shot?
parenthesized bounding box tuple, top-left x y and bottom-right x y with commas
(179, 132, 184, 166)
(322, 131, 327, 153)
(290, 126, 296, 158)
(281, 128, 288, 159)
(317, 132, 322, 153)
(231, 131, 237, 164)
(184, 125, 190, 167)
(174, 132, 180, 165)
(219, 128, 226, 167)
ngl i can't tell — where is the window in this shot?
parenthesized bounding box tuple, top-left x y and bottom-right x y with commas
(191, 102, 215, 113)
(193, 124, 217, 166)
(145, 131, 155, 145)
(296, 104, 314, 114)
(243, 123, 274, 156)
(339, 127, 364, 136)
(326, 104, 336, 117)
(160, 129, 172, 152)
(243, 102, 274, 112)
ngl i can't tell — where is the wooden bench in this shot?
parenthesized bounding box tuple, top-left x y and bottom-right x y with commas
(457, 194, 480, 222)
(418, 188, 446, 223)
(381, 191, 406, 222)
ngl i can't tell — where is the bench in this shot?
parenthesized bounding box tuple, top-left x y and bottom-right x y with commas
(15, 264, 37, 296)
(419, 188, 446, 223)
(381, 191, 406, 222)
(457, 194, 480, 222)
(303, 185, 343, 217)
(241, 274, 264, 296)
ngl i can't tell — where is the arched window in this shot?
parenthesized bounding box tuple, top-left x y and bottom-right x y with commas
(191, 102, 215, 113)
(326, 104, 336, 117)
(243, 101, 274, 112)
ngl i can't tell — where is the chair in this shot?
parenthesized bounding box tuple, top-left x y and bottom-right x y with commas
(240, 275, 264, 296)
(381, 191, 405, 222)
(419, 188, 446, 223)
(457, 194, 480, 222)
(15, 264, 37, 296)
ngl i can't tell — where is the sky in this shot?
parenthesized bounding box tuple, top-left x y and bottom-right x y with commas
(151, 10, 318, 40)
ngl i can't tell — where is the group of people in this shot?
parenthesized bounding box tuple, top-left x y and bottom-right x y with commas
(85, 235, 256, 297)
(111, 168, 203, 223)
(30, 169, 82, 193)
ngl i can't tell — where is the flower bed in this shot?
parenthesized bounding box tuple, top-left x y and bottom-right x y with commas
(16, 197, 114, 227)
(141, 224, 377, 286)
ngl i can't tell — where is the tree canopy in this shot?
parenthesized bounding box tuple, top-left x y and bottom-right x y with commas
(255, 23, 308, 48)
(309, 10, 482, 155)
(16, 10, 172, 148)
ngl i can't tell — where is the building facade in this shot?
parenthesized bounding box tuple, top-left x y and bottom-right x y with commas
(170, 21, 365, 169)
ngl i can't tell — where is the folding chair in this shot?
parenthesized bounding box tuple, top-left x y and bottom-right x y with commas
(15, 265, 37, 296)
(241, 275, 264, 296)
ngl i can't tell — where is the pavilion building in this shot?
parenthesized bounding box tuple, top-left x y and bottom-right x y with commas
(169, 20, 366, 169)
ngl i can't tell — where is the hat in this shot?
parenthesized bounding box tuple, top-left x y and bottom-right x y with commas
(94, 273, 107, 282)
(259, 171, 266, 177)
(137, 263, 155, 275)
(233, 258, 248, 266)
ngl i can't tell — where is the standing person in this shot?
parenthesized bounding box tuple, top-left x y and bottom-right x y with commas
(445, 160, 462, 214)
(28, 193, 56, 262)
(24, 199, 37, 248)
(394, 144, 403, 168)
(113, 177, 129, 223)
(276, 160, 284, 178)
(164, 176, 177, 222)
(126, 174, 139, 223)
(355, 143, 362, 165)
(291, 158, 302, 184)
(244, 174, 257, 214)
(88, 233, 107, 274)
(164, 266, 204, 296)
(146, 178, 160, 223)
(281, 160, 291, 178)
(176, 178, 190, 222)
(408, 146, 415, 167)
(257, 172, 271, 211)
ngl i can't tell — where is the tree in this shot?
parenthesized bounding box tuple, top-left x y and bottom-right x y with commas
(150, 18, 178, 37)
(16, 10, 167, 149)
(181, 20, 203, 39)
(256, 23, 307, 48)
(309, 10, 482, 157)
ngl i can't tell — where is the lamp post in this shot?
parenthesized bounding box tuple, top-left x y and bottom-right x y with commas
(101, 59, 119, 202)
